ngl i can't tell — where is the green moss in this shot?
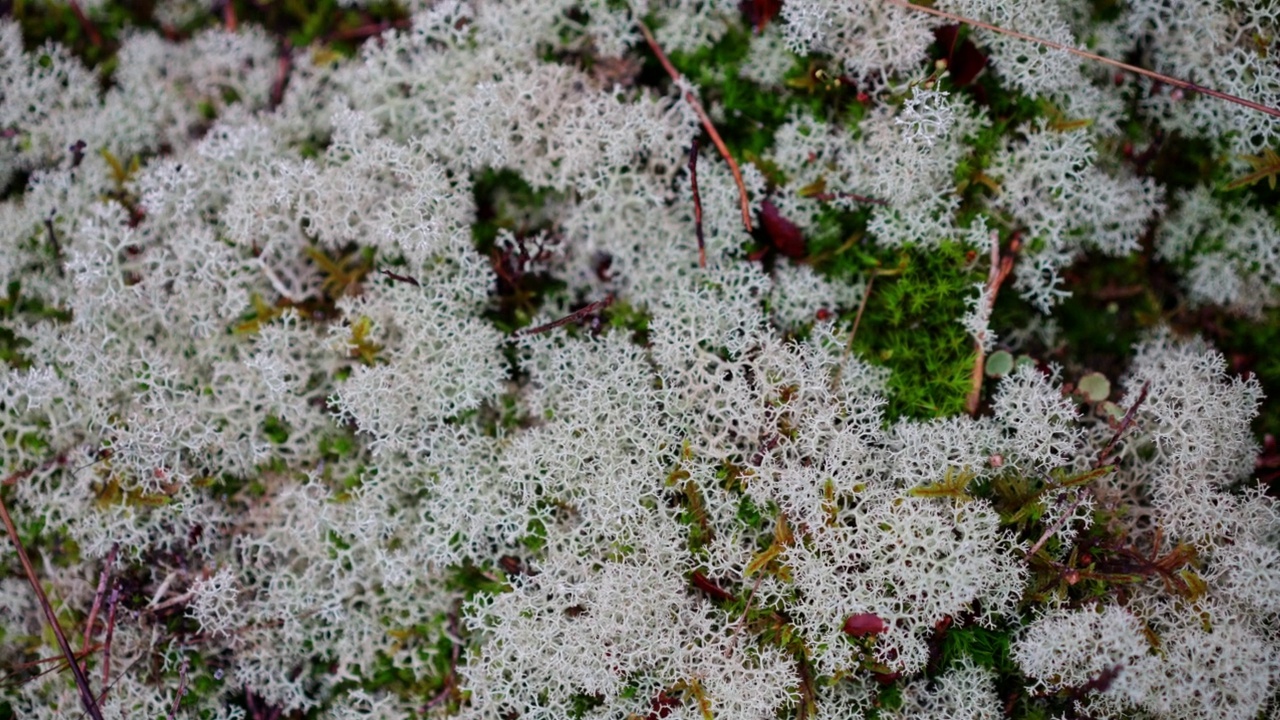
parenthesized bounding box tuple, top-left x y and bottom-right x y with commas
(937, 625, 1016, 676)
(661, 26, 850, 161)
(844, 242, 984, 422)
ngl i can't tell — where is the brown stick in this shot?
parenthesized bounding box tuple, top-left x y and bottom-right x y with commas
(0, 483, 104, 720)
(269, 40, 293, 111)
(44, 211, 65, 278)
(1025, 382, 1152, 559)
(223, 0, 238, 32)
(1095, 380, 1152, 469)
(688, 140, 707, 268)
(79, 544, 118, 666)
(167, 656, 190, 719)
(512, 295, 615, 337)
(637, 21, 755, 233)
(100, 585, 119, 693)
(379, 268, 421, 287)
(724, 573, 766, 658)
(67, 1, 104, 49)
(884, 0, 1280, 119)
(964, 233, 1015, 416)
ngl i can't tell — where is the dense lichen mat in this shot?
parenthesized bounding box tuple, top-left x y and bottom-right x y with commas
(2, 1, 1279, 719)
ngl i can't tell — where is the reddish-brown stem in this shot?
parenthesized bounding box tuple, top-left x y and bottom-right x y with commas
(223, 1, 238, 32)
(167, 656, 190, 719)
(884, 0, 1280, 119)
(67, 1, 103, 48)
(0, 483, 104, 720)
(100, 585, 119, 692)
(834, 270, 879, 386)
(688, 140, 707, 268)
(269, 41, 293, 110)
(690, 571, 736, 603)
(724, 573, 766, 657)
(513, 295, 615, 337)
(637, 21, 755, 234)
(326, 18, 411, 43)
(1026, 381, 1152, 559)
(43, 210, 64, 278)
(1095, 380, 1152, 469)
(965, 233, 1016, 416)
(80, 544, 118, 666)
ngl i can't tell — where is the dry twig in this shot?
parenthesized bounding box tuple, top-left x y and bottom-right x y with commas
(689, 140, 707, 267)
(1, 460, 104, 720)
(80, 544, 118, 666)
(637, 21, 755, 234)
(885, 0, 1280, 119)
(1025, 382, 1152, 559)
(379, 268, 421, 287)
(964, 232, 1016, 416)
(100, 585, 119, 692)
(513, 295, 615, 337)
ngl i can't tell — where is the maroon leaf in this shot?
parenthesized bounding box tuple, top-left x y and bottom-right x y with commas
(842, 612, 888, 637)
(760, 199, 806, 259)
(741, 0, 784, 32)
(690, 571, 736, 602)
(934, 24, 988, 87)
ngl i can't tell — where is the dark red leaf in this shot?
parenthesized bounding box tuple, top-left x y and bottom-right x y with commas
(690, 571, 736, 602)
(741, 0, 783, 32)
(646, 690, 681, 720)
(842, 612, 888, 637)
(933, 24, 988, 87)
(760, 199, 806, 259)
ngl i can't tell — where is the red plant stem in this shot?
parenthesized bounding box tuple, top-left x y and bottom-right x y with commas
(223, 0, 238, 32)
(724, 573, 766, 657)
(168, 656, 190, 719)
(1096, 381, 1151, 468)
(80, 544, 118, 664)
(690, 571, 736, 602)
(884, 0, 1280, 119)
(0, 489, 104, 720)
(67, 1, 103, 48)
(327, 18, 411, 43)
(1026, 381, 1152, 559)
(513, 295, 615, 337)
(101, 585, 119, 692)
(269, 41, 293, 110)
(834, 270, 879, 385)
(688, 140, 707, 267)
(638, 21, 755, 233)
(965, 233, 1015, 416)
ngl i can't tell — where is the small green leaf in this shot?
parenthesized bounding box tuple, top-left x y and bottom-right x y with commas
(1078, 372, 1111, 403)
(984, 350, 1014, 377)
(1099, 401, 1125, 421)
